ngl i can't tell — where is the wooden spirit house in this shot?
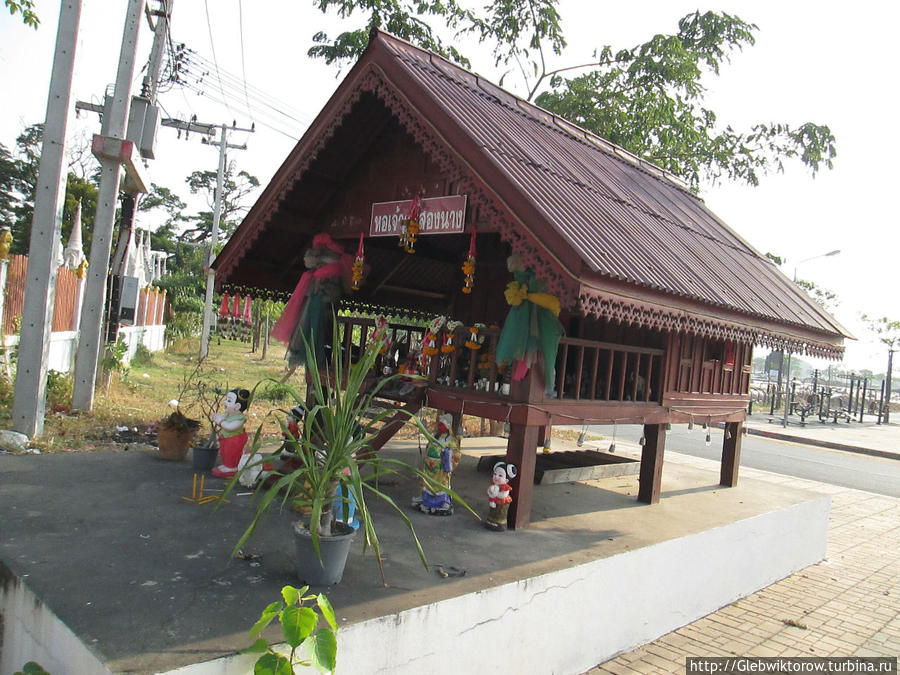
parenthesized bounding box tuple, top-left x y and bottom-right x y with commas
(213, 30, 850, 529)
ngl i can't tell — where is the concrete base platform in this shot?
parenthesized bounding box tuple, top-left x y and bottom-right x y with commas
(0, 439, 829, 674)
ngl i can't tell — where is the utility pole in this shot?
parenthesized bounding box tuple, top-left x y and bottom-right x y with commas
(199, 123, 252, 359)
(71, 0, 145, 412)
(12, 1, 82, 437)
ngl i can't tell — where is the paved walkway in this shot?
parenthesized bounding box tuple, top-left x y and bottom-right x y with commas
(587, 427, 900, 673)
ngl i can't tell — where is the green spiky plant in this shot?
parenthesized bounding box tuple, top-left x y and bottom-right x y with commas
(225, 318, 474, 585)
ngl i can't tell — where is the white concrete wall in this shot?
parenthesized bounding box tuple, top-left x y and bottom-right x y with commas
(156, 495, 830, 675)
(0, 565, 112, 675)
(2, 325, 166, 374)
(332, 496, 830, 675)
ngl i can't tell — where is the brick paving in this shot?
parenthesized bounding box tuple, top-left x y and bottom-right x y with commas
(587, 455, 900, 673)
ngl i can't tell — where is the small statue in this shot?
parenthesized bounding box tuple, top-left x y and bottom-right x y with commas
(485, 461, 518, 531)
(211, 388, 250, 479)
(413, 413, 461, 516)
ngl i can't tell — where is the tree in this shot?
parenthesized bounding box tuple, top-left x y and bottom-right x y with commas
(4, 0, 39, 28)
(179, 164, 259, 243)
(861, 315, 900, 424)
(306, 3, 835, 190)
(0, 143, 20, 230)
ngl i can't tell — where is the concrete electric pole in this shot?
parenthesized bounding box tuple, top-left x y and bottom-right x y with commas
(199, 123, 252, 359)
(12, 0, 83, 437)
(71, 0, 145, 412)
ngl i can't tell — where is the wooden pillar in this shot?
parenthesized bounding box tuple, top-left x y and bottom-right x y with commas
(720, 421, 743, 487)
(506, 422, 540, 529)
(505, 359, 546, 529)
(638, 422, 665, 504)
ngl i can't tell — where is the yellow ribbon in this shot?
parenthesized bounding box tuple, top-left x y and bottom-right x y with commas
(504, 281, 561, 316)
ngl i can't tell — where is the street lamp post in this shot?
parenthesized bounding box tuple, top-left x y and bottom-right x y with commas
(782, 249, 841, 427)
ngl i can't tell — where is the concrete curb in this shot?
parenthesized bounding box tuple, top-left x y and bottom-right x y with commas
(744, 426, 899, 461)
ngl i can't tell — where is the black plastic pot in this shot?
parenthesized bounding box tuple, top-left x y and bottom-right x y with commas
(294, 520, 356, 585)
(192, 445, 218, 471)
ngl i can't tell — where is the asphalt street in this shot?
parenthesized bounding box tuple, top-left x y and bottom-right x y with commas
(577, 424, 900, 498)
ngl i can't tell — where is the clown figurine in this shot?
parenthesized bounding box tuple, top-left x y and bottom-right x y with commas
(413, 413, 461, 515)
(211, 388, 251, 478)
(485, 461, 518, 531)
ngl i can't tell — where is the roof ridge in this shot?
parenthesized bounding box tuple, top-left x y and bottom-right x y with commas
(374, 29, 696, 196)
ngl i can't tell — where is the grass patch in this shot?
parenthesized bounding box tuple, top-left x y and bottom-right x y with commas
(5, 338, 306, 453)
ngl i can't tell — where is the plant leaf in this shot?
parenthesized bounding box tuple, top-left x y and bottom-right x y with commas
(281, 585, 300, 606)
(254, 652, 292, 675)
(282, 605, 318, 647)
(249, 601, 284, 637)
(240, 637, 270, 654)
(317, 593, 338, 632)
(310, 628, 338, 673)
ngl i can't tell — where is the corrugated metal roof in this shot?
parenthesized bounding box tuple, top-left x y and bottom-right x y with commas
(377, 33, 850, 341)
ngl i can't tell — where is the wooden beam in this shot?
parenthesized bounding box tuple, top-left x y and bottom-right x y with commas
(720, 421, 743, 487)
(505, 422, 540, 529)
(638, 422, 665, 504)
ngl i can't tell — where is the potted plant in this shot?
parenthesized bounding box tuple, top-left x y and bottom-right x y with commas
(157, 400, 201, 461)
(226, 321, 473, 586)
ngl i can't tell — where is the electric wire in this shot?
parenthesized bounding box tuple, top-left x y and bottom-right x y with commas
(203, 0, 232, 116)
(237, 0, 253, 121)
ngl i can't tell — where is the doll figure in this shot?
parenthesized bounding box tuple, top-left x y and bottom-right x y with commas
(413, 413, 461, 515)
(211, 388, 251, 478)
(485, 461, 518, 531)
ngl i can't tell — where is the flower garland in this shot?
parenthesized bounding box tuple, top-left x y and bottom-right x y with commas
(461, 228, 476, 293)
(399, 194, 421, 254)
(442, 320, 463, 353)
(465, 323, 486, 350)
(351, 232, 365, 291)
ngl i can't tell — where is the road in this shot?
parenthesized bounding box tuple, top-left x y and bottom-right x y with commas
(574, 424, 900, 498)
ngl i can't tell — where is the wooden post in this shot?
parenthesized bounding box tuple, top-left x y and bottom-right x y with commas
(505, 360, 546, 529)
(720, 421, 743, 487)
(506, 422, 540, 529)
(638, 422, 665, 504)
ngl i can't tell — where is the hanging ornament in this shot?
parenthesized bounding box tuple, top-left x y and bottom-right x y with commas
(402, 194, 421, 254)
(688, 416, 694, 432)
(461, 228, 476, 293)
(219, 292, 230, 317)
(465, 323, 485, 350)
(351, 232, 365, 291)
(577, 422, 587, 447)
(608, 422, 617, 454)
(442, 321, 462, 353)
(705, 416, 712, 446)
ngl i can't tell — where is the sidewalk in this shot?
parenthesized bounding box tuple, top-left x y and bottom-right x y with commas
(588, 446, 900, 673)
(742, 413, 900, 460)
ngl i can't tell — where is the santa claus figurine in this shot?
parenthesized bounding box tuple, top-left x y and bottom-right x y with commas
(485, 461, 518, 531)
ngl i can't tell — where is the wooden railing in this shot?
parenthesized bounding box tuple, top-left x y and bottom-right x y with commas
(552, 336, 663, 403)
(336, 315, 664, 404)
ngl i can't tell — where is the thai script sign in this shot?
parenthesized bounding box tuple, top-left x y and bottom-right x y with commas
(369, 195, 467, 237)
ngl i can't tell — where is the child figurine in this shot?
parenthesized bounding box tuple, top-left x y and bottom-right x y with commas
(211, 388, 250, 478)
(413, 413, 461, 515)
(485, 461, 518, 531)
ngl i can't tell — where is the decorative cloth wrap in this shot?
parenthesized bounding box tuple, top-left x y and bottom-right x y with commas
(270, 234, 352, 367)
(495, 268, 564, 392)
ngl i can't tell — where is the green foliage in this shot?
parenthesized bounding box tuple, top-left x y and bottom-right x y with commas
(14, 662, 51, 675)
(795, 279, 838, 312)
(256, 380, 293, 402)
(242, 585, 338, 674)
(4, 0, 39, 28)
(101, 337, 130, 378)
(861, 315, 900, 348)
(180, 164, 259, 243)
(223, 320, 475, 585)
(131, 343, 155, 367)
(45, 370, 72, 410)
(306, 3, 836, 191)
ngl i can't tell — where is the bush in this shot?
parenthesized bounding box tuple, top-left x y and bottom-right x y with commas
(255, 380, 293, 402)
(46, 369, 73, 410)
(131, 343, 154, 367)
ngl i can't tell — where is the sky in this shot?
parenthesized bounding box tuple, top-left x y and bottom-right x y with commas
(1, 0, 897, 373)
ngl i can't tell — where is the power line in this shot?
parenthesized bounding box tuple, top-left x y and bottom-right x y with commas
(203, 0, 232, 116)
(237, 0, 252, 121)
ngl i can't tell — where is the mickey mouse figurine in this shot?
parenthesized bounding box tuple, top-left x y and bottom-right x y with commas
(485, 461, 518, 531)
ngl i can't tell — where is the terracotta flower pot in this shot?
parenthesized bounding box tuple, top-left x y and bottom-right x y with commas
(157, 425, 197, 461)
